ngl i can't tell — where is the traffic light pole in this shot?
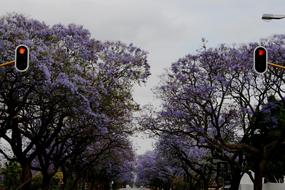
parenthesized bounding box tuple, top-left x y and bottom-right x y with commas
(0, 60, 14, 68)
(268, 62, 285, 70)
(3, 61, 285, 70)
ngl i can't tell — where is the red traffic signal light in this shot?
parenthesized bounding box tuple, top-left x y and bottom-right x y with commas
(253, 46, 268, 74)
(15, 45, 29, 72)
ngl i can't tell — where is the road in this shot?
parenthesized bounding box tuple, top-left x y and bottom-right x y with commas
(118, 188, 151, 190)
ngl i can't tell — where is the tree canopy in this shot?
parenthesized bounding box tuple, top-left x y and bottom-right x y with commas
(0, 13, 150, 190)
(140, 35, 285, 190)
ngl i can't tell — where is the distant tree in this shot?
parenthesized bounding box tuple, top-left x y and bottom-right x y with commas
(67, 133, 135, 190)
(156, 134, 213, 189)
(136, 150, 184, 190)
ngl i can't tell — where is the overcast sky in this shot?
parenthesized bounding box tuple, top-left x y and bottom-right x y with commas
(1, 0, 285, 154)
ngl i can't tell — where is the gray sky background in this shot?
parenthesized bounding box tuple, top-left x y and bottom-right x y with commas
(0, 0, 285, 154)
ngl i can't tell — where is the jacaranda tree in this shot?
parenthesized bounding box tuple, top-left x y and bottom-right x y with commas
(0, 13, 150, 190)
(141, 35, 285, 190)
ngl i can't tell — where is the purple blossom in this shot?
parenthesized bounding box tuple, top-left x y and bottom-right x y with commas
(56, 72, 77, 93)
(39, 64, 51, 83)
(99, 127, 108, 135)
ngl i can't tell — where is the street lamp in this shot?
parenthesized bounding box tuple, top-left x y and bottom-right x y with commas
(262, 14, 285, 20)
(254, 14, 285, 73)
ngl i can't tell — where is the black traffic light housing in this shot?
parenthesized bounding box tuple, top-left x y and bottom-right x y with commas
(253, 46, 268, 74)
(15, 45, 29, 72)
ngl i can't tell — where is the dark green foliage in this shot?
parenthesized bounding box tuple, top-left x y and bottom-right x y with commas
(1, 161, 21, 190)
(246, 96, 285, 181)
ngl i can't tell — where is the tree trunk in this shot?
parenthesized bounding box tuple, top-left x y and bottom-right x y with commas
(254, 171, 263, 190)
(203, 177, 209, 190)
(90, 181, 95, 190)
(229, 168, 243, 190)
(72, 177, 81, 190)
(254, 160, 267, 190)
(19, 162, 32, 190)
(41, 173, 52, 190)
(230, 175, 242, 190)
(61, 167, 68, 190)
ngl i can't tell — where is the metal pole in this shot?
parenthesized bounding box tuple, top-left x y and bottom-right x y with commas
(0, 60, 14, 68)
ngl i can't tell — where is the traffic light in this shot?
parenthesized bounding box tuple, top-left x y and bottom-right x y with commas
(15, 45, 29, 72)
(253, 46, 268, 74)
